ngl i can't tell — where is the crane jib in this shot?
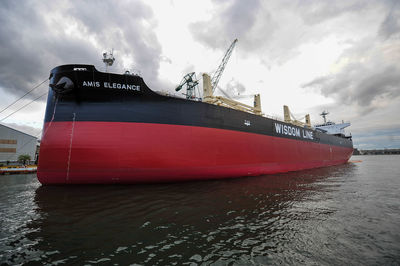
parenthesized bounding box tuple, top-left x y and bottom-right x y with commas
(211, 39, 238, 92)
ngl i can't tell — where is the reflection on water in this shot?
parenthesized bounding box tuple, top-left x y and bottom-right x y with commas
(32, 165, 352, 265)
(1, 158, 400, 265)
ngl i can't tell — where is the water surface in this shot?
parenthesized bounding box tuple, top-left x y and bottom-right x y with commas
(1, 155, 399, 265)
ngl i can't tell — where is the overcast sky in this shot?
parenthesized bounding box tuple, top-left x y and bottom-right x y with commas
(0, 0, 399, 149)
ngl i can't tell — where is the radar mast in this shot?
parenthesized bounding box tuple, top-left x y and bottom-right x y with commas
(320, 111, 329, 124)
(102, 49, 115, 72)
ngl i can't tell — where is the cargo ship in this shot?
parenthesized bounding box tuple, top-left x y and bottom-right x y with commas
(37, 62, 353, 184)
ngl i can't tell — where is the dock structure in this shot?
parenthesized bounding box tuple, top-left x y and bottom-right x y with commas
(0, 166, 37, 175)
(354, 148, 400, 155)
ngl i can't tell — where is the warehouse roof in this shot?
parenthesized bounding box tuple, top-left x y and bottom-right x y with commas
(0, 123, 37, 139)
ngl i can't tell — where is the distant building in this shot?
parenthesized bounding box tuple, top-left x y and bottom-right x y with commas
(357, 148, 400, 155)
(0, 124, 37, 163)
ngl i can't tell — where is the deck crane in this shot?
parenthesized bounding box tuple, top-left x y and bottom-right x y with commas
(211, 39, 238, 92)
(175, 72, 200, 100)
(174, 39, 262, 116)
(200, 39, 262, 116)
(175, 39, 237, 100)
(217, 86, 257, 100)
(283, 105, 311, 128)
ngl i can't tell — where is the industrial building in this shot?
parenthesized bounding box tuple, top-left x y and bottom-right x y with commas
(0, 124, 37, 163)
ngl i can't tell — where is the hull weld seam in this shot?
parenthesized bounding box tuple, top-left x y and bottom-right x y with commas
(66, 112, 76, 182)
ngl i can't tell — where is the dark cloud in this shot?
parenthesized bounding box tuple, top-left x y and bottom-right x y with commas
(293, 0, 368, 25)
(67, 0, 162, 88)
(302, 36, 400, 113)
(190, 0, 343, 64)
(303, 65, 400, 107)
(298, 0, 400, 117)
(0, 0, 163, 101)
(190, 0, 310, 65)
(378, 3, 400, 39)
(189, 0, 399, 66)
(189, 0, 263, 51)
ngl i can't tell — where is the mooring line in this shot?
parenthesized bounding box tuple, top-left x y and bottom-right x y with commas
(0, 78, 47, 115)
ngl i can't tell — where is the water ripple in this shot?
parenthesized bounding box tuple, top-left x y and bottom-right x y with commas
(1, 157, 400, 264)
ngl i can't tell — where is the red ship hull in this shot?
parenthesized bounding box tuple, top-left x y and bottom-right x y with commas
(37, 121, 353, 184)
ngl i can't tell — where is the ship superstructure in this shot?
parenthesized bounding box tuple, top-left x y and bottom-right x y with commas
(314, 111, 351, 137)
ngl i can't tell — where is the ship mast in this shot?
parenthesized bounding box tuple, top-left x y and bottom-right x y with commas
(102, 49, 115, 72)
(320, 111, 329, 124)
